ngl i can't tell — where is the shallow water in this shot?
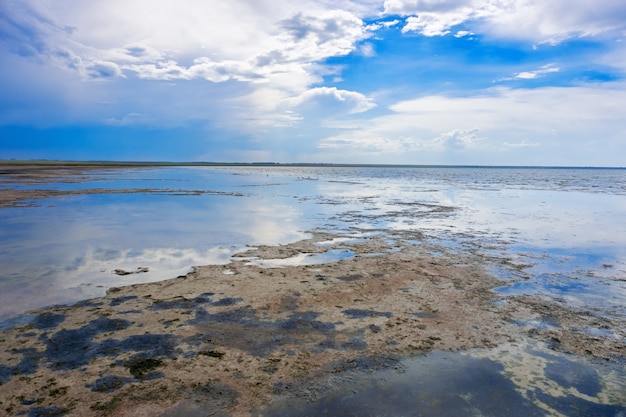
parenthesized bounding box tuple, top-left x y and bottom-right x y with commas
(1, 166, 625, 326)
(258, 342, 626, 417)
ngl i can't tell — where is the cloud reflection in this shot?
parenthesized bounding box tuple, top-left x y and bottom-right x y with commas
(0, 185, 311, 322)
(2, 166, 626, 327)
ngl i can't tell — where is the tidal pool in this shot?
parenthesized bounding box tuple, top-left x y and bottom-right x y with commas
(259, 343, 626, 417)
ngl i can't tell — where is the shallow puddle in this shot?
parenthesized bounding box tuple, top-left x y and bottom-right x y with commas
(259, 343, 626, 417)
(489, 245, 626, 319)
(244, 248, 356, 268)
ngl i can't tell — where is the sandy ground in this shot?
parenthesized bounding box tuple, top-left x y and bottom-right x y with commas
(0, 166, 624, 416)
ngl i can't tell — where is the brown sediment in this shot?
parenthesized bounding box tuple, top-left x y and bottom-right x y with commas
(0, 232, 624, 416)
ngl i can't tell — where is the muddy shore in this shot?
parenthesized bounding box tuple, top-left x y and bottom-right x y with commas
(0, 166, 624, 416)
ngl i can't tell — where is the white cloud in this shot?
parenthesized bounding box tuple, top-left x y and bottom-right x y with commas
(290, 87, 376, 114)
(359, 42, 377, 57)
(386, 0, 499, 37)
(2, 0, 626, 167)
(319, 127, 484, 154)
(514, 72, 541, 80)
(274, 10, 369, 65)
(485, 0, 626, 44)
(384, 0, 473, 15)
(499, 63, 560, 81)
(319, 133, 431, 154)
(381, 19, 401, 28)
(402, 11, 468, 36)
(433, 128, 484, 150)
(0, 0, 380, 131)
(454, 30, 473, 38)
(6, 2, 369, 87)
(317, 83, 626, 164)
(383, 0, 626, 43)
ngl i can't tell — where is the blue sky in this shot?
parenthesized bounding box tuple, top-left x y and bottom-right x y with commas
(1, 0, 625, 166)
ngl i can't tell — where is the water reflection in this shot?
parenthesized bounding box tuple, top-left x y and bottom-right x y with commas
(260, 342, 626, 417)
(244, 248, 355, 268)
(1, 166, 626, 326)
(0, 176, 314, 323)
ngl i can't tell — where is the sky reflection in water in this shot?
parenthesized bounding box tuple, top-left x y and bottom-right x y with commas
(262, 342, 626, 417)
(1, 166, 625, 325)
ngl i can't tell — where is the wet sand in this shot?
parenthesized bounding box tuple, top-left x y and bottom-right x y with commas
(0, 166, 624, 416)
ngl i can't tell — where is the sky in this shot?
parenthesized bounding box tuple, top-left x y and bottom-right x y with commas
(1, 0, 625, 166)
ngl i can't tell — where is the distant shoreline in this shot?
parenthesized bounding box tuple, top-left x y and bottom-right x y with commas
(1, 160, 624, 170)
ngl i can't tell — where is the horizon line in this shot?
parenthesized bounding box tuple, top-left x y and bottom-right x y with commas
(0, 159, 624, 170)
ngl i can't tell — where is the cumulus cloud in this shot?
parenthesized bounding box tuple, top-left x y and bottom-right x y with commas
(3, 2, 369, 87)
(274, 10, 369, 64)
(3, 0, 625, 166)
(290, 87, 376, 114)
(0, 0, 382, 132)
(433, 128, 484, 150)
(385, 0, 498, 37)
(279, 11, 355, 43)
(123, 59, 263, 83)
(402, 11, 472, 36)
(383, 0, 626, 43)
(380, 19, 402, 28)
(3, 3, 366, 82)
(317, 83, 626, 163)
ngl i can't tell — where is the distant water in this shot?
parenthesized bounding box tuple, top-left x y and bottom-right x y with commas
(1, 166, 625, 327)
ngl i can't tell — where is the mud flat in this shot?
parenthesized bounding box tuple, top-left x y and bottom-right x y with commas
(1, 165, 625, 416)
(1, 231, 625, 416)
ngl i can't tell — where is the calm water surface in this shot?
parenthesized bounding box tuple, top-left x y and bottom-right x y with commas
(259, 342, 626, 417)
(1, 166, 625, 326)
